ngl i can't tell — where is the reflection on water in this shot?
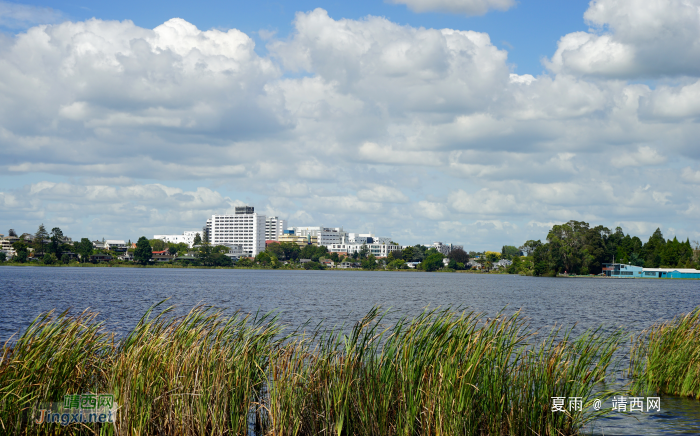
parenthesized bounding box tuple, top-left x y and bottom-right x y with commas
(1, 267, 699, 434)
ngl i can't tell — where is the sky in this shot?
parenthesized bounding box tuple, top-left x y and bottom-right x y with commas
(0, 0, 699, 250)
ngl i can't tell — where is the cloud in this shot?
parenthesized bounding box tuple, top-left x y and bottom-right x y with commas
(0, 1, 63, 29)
(448, 189, 525, 215)
(611, 146, 667, 167)
(1, 9, 700, 247)
(388, 0, 515, 16)
(681, 167, 700, 184)
(546, 0, 700, 79)
(357, 185, 410, 203)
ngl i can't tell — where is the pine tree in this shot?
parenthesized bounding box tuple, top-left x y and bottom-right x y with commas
(34, 224, 49, 255)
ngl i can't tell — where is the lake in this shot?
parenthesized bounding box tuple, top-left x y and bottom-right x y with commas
(1, 266, 699, 435)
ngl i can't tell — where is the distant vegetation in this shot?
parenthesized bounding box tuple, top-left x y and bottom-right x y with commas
(505, 220, 699, 277)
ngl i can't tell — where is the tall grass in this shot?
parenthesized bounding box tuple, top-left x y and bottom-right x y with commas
(1, 305, 621, 435)
(266, 308, 621, 436)
(630, 307, 700, 398)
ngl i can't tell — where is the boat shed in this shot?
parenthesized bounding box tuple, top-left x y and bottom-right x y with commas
(641, 268, 700, 279)
(602, 263, 643, 277)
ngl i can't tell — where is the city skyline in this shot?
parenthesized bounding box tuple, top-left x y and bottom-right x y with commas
(1, 0, 699, 250)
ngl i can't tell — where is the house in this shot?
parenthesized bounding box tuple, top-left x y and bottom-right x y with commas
(338, 261, 359, 269)
(89, 254, 112, 263)
(151, 250, 174, 262)
(118, 252, 134, 262)
(405, 262, 421, 269)
(104, 240, 127, 253)
(320, 259, 335, 268)
(299, 259, 312, 264)
(493, 259, 513, 269)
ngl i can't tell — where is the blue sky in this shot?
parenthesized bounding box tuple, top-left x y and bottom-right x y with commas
(1, 0, 700, 249)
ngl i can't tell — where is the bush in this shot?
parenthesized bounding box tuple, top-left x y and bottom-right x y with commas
(0, 252, 6, 263)
(303, 261, 325, 270)
(61, 253, 71, 264)
(42, 253, 57, 265)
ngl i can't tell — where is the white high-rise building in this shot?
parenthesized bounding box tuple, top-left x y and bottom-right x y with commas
(265, 217, 288, 241)
(209, 206, 266, 256)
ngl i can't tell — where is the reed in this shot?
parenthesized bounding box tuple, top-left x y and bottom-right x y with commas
(630, 307, 700, 399)
(266, 308, 621, 436)
(1, 305, 621, 436)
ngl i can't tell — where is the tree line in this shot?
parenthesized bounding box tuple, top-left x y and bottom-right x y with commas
(507, 220, 699, 276)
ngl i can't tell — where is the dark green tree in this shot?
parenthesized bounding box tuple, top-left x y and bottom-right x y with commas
(12, 240, 29, 263)
(34, 224, 49, 255)
(149, 239, 167, 252)
(422, 252, 444, 272)
(280, 242, 301, 261)
(266, 242, 285, 259)
(49, 227, 65, 258)
(401, 246, 414, 261)
(0, 252, 6, 263)
(193, 233, 202, 246)
(134, 237, 153, 265)
(448, 248, 469, 264)
(500, 245, 520, 260)
(75, 238, 94, 262)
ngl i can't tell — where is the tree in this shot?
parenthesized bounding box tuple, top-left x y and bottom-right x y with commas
(422, 252, 444, 272)
(61, 253, 71, 264)
(42, 253, 57, 265)
(0, 252, 6, 263)
(49, 227, 65, 258)
(8, 229, 17, 237)
(256, 251, 272, 265)
(75, 238, 94, 262)
(12, 240, 28, 263)
(168, 245, 178, 256)
(362, 254, 378, 270)
(401, 246, 414, 262)
(501, 245, 520, 259)
(149, 239, 167, 252)
(448, 248, 469, 264)
(193, 233, 202, 246)
(358, 244, 369, 259)
(134, 237, 153, 265)
(280, 242, 301, 261)
(266, 242, 284, 259)
(34, 224, 49, 255)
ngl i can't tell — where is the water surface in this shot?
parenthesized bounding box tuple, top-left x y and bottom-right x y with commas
(1, 267, 699, 435)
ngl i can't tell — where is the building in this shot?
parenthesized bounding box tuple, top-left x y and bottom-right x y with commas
(208, 206, 266, 256)
(431, 242, 464, 256)
(104, 240, 127, 253)
(151, 250, 174, 262)
(153, 231, 203, 248)
(265, 217, 288, 241)
(641, 268, 700, 279)
(329, 242, 401, 258)
(602, 263, 643, 277)
(604, 263, 700, 279)
(278, 229, 317, 247)
(223, 244, 244, 260)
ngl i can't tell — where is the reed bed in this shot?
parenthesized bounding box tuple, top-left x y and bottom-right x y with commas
(1, 305, 621, 436)
(630, 307, 700, 399)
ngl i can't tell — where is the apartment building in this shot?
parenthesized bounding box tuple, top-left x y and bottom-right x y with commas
(265, 217, 288, 241)
(208, 206, 266, 256)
